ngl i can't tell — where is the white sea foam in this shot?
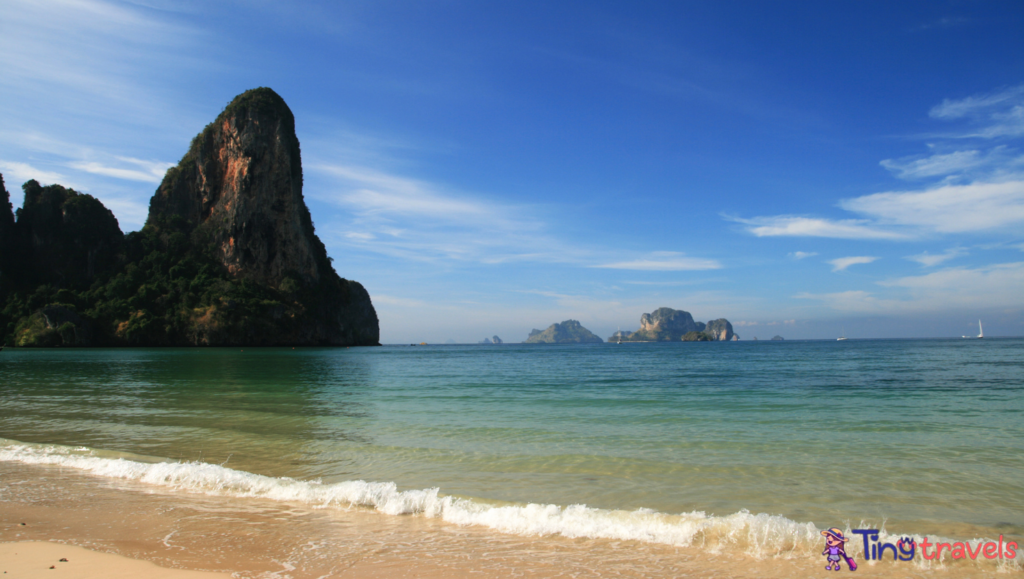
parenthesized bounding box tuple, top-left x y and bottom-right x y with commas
(1, 441, 1018, 570)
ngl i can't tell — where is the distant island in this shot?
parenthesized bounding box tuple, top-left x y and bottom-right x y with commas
(771, 335, 784, 341)
(481, 335, 503, 344)
(613, 307, 739, 342)
(525, 320, 603, 344)
(0, 88, 379, 347)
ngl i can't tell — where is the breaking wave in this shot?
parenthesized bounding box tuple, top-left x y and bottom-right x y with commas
(1, 440, 1017, 570)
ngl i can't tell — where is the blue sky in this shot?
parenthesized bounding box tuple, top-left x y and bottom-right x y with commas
(2, 1, 1023, 343)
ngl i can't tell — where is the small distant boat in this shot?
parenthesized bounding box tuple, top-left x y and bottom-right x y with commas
(837, 327, 847, 341)
(962, 320, 984, 339)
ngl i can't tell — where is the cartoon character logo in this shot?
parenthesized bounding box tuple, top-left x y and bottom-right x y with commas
(822, 527, 858, 571)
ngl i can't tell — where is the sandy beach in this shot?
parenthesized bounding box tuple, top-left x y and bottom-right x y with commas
(2, 460, 1003, 579)
(0, 542, 230, 579)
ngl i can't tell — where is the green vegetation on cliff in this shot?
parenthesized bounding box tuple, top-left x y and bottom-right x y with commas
(0, 186, 322, 346)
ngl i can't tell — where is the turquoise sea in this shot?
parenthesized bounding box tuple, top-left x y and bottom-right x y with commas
(2, 339, 1023, 574)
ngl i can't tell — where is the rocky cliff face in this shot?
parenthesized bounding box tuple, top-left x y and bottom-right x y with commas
(626, 307, 701, 341)
(6, 180, 122, 287)
(525, 320, 603, 343)
(704, 318, 738, 341)
(150, 88, 320, 287)
(620, 307, 739, 342)
(148, 88, 378, 346)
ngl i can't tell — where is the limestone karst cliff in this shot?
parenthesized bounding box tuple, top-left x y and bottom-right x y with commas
(0, 88, 379, 347)
(616, 307, 739, 342)
(525, 320, 603, 344)
(148, 87, 378, 346)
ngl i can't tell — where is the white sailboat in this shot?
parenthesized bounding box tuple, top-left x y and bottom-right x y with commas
(837, 326, 847, 341)
(962, 320, 984, 339)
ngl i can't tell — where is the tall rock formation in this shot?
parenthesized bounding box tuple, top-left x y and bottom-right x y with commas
(0, 89, 379, 348)
(147, 87, 378, 346)
(151, 88, 319, 286)
(625, 307, 702, 341)
(619, 307, 739, 342)
(11, 180, 123, 287)
(525, 320, 603, 344)
(704, 318, 738, 341)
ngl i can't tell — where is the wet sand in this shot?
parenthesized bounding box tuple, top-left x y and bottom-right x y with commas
(2, 461, 1011, 579)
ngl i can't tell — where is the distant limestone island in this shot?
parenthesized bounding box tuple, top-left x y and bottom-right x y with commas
(523, 309, 739, 344)
(0, 88, 379, 347)
(616, 307, 739, 342)
(525, 320, 603, 344)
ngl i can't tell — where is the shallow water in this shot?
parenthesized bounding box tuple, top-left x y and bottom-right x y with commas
(1, 339, 1022, 574)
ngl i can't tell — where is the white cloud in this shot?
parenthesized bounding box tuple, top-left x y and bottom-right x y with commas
(592, 252, 721, 271)
(0, 0, 204, 134)
(0, 160, 66, 186)
(316, 164, 505, 223)
(730, 215, 907, 240)
(930, 85, 1024, 120)
(344, 231, 376, 241)
(840, 180, 1024, 233)
(797, 261, 1024, 314)
(311, 163, 594, 265)
(828, 256, 879, 272)
(69, 157, 172, 183)
(879, 150, 987, 180)
(789, 251, 818, 259)
(929, 85, 1024, 139)
(906, 247, 967, 267)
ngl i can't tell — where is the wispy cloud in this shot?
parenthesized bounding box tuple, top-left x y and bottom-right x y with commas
(906, 247, 967, 267)
(789, 251, 818, 259)
(929, 85, 1024, 139)
(69, 157, 172, 183)
(840, 180, 1024, 233)
(733, 86, 1024, 242)
(0, 0, 203, 127)
(0, 160, 67, 186)
(729, 215, 907, 240)
(318, 164, 506, 223)
(930, 85, 1024, 120)
(591, 252, 721, 271)
(797, 261, 1024, 314)
(311, 163, 566, 264)
(828, 256, 879, 272)
(879, 149, 994, 180)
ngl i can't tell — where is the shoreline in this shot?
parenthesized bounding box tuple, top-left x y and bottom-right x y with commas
(2, 460, 1014, 578)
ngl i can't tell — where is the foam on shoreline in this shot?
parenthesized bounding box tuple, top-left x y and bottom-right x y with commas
(1, 439, 1018, 572)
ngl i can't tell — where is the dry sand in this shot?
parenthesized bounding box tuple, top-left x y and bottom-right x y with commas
(0, 542, 230, 579)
